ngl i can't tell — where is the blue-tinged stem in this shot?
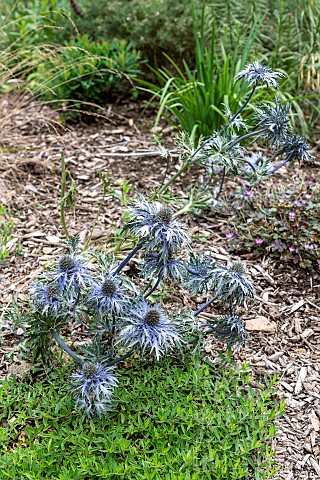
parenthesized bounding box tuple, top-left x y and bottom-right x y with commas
(268, 152, 294, 174)
(112, 240, 145, 276)
(50, 328, 83, 365)
(241, 158, 256, 172)
(227, 128, 268, 150)
(194, 294, 218, 317)
(145, 275, 162, 299)
(104, 348, 136, 367)
(182, 263, 202, 276)
(215, 167, 226, 200)
(51, 328, 136, 368)
(229, 85, 257, 125)
(200, 324, 230, 335)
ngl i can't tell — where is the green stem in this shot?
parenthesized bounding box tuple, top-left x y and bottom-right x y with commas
(60, 152, 69, 238)
(84, 194, 106, 250)
(173, 189, 194, 218)
(153, 160, 191, 198)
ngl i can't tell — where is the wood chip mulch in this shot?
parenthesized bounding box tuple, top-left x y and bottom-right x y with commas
(0, 97, 320, 479)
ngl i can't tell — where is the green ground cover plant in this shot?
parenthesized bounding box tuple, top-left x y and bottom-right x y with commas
(0, 355, 283, 479)
(225, 176, 320, 269)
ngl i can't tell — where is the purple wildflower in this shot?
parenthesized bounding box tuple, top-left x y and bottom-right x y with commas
(255, 238, 264, 244)
(226, 232, 234, 239)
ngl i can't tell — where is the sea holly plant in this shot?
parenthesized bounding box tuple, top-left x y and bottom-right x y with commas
(6, 198, 256, 418)
(153, 62, 313, 205)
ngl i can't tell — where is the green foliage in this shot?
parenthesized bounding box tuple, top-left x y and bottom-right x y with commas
(226, 176, 320, 269)
(53, 0, 205, 64)
(0, 205, 14, 261)
(140, 5, 263, 140)
(0, 355, 283, 479)
(206, 0, 320, 136)
(28, 35, 143, 117)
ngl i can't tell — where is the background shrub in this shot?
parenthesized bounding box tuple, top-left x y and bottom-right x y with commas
(28, 35, 143, 116)
(3, 0, 319, 132)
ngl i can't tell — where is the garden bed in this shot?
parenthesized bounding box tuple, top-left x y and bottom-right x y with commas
(0, 99, 320, 479)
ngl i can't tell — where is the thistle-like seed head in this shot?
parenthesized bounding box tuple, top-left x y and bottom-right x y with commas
(83, 362, 98, 377)
(144, 309, 160, 327)
(157, 205, 173, 225)
(58, 254, 76, 272)
(101, 279, 117, 297)
(47, 282, 59, 299)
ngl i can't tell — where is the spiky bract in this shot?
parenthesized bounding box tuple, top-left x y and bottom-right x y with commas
(235, 62, 283, 88)
(31, 280, 62, 315)
(183, 253, 216, 294)
(280, 135, 314, 163)
(210, 262, 255, 306)
(88, 275, 131, 316)
(224, 104, 247, 131)
(125, 196, 190, 258)
(209, 313, 248, 348)
(71, 362, 118, 417)
(51, 252, 93, 290)
(195, 133, 244, 175)
(117, 300, 183, 360)
(255, 99, 291, 147)
(141, 251, 186, 281)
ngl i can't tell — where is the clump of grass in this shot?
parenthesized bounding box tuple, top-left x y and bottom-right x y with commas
(0, 355, 283, 479)
(0, 205, 14, 261)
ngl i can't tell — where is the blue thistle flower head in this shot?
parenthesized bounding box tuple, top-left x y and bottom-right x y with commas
(88, 275, 131, 316)
(125, 196, 190, 258)
(51, 251, 93, 290)
(255, 98, 291, 147)
(117, 300, 183, 360)
(211, 262, 255, 306)
(210, 312, 248, 348)
(31, 280, 62, 316)
(140, 251, 185, 282)
(235, 62, 284, 87)
(280, 134, 314, 163)
(71, 362, 118, 417)
(183, 252, 216, 294)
